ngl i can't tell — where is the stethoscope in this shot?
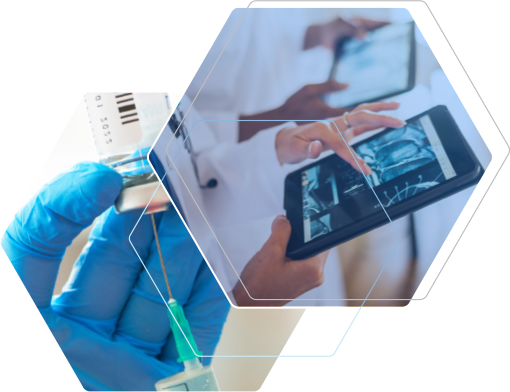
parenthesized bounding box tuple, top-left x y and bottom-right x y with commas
(168, 105, 218, 189)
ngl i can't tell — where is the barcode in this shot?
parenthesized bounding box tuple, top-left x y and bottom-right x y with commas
(115, 93, 139, 125)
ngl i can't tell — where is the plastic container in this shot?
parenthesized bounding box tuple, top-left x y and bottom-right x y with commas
(155, 299, 220, 391)
(155, 359, 219, 391)
(84, 92, 172, 214)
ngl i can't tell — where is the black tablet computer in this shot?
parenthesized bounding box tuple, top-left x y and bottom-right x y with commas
(284, 106, 483, 260)
(325, 21, 416, 109)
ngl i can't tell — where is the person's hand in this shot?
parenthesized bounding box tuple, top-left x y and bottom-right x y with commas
(239, 80, 349, 142)
(278, 80, 351, 122)
(304, 17, 389, 50)
(233, 216, 329, 307)
(1, 162, 229, 391)
(275, 101, 406, 174)
(352, 17, 392, 34)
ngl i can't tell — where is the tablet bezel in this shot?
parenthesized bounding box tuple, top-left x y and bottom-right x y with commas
(284, 105, 483, 260)
(325, 21, 417, 109)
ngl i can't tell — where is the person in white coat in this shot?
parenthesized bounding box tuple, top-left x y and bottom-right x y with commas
(183, 9, 492, 305)
(163, 8, 391, 306)
(187, 8, 388, 143)
(151, 95, 405, 307)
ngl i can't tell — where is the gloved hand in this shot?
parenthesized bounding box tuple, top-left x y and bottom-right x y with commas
(1, 162, 230, 391)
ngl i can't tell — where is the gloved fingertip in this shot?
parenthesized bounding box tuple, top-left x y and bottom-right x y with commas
(40, 161, 123, 224)
(75, 161, 123, 211)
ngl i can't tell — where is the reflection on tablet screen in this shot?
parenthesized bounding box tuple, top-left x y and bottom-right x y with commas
(328, 22, 414, 108)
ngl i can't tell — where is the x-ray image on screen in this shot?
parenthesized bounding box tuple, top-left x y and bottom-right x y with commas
(302, 114, 459, 242)
(302, 165, 340, 242)
(379, 167, 444, 207)
(355, 114, 457, 207)
(355, 119, 436, 188)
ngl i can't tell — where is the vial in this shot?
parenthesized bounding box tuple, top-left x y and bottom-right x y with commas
(84, 92, 172, 214)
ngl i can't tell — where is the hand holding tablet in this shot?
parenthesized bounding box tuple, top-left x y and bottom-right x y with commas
(232, 215, 330, 307)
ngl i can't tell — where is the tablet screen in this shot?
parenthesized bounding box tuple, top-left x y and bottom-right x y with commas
(327, 22, 414, 108)
(302, 114, 457, 243)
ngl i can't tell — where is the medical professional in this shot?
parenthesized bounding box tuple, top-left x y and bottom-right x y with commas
(152, 94, 405, 306)
(187, 8, 388, 143)
(174, 8, 391, 305)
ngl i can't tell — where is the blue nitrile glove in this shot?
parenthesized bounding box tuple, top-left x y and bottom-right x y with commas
(1, 162, 230, 391)
(117, 147, 153, 177)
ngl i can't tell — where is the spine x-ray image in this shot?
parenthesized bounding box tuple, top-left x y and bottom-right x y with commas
(355, 120, 436, 187)
(301, 115, 458, 243)
(302, 166, 340, 241)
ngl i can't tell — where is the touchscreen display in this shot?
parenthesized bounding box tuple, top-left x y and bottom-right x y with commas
(302, 114, 457, 243)
(328, 22, 414, 108)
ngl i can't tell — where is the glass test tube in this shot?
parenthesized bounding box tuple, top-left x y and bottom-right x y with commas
(84, 92, 172, 214)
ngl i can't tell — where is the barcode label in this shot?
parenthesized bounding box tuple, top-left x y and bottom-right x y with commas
(115, 93, 140, 125)
(84, 92, 143, 155)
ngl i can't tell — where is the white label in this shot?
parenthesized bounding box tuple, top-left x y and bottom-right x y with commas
(84, 93, 143, 154)
(133, 92, 172, 137)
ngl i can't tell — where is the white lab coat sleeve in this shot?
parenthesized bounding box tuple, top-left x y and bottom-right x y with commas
(195, 121, 298, 227)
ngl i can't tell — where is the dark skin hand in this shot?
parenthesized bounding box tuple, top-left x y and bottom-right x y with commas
(239, 80, 350, 142)
(238, 17, 389, 142)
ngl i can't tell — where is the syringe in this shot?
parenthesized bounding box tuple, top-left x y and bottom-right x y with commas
(150, 214, 220, 391)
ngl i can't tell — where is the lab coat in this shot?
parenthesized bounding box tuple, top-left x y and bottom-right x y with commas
(160, 9, 489, 303)
(152, 95, 346, 306)
(162, 9, 344, 305)
(185, 8, 333, 144)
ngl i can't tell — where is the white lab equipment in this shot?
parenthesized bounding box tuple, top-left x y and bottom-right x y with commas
(84, 92, 172, 214)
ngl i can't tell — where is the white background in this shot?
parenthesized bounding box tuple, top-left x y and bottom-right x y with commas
(8, 8, 490, 390)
